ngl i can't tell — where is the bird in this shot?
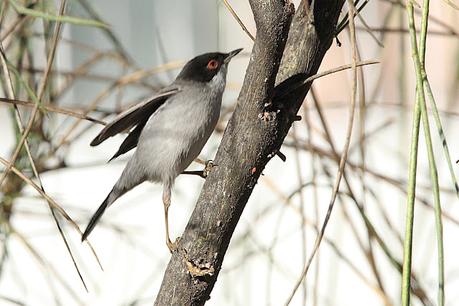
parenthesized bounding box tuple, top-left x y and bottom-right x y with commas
(81, 49, 242, 252)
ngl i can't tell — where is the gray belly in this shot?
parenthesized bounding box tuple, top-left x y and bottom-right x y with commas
(135, 97, 220, 183)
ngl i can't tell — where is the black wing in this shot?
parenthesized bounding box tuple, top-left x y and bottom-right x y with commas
(90, 87, 180, 147)
(107, 118, 147, 161)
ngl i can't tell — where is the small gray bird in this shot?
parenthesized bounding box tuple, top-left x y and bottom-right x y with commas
(82, 49, 242, 252)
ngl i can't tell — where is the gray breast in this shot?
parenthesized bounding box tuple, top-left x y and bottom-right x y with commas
(135, 82, 223, 183)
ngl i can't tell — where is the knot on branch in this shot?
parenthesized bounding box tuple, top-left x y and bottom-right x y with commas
(183, 250, 216, 278)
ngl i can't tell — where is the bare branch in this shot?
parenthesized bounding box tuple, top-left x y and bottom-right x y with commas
(154, 0, 295, 304)
(154, 1, 347, 305)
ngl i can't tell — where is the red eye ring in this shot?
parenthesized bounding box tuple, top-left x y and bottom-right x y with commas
(207, 59, 219, 70)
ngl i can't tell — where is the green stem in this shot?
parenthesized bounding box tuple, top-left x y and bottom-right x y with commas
(9, 0, 108, 28)
(403, 0, 445, 305)
(423, 73, 459, 199)
(419, 65, 445, 306)
(401, 93, 421, 306)
(402, 3, 423, 306)
(417, 0, 445, 304)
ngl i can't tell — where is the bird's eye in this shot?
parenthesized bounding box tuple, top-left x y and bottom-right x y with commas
(207, 59, 219, 70)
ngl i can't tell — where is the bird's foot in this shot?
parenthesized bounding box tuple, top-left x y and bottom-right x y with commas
(181, 160, 217, 179)
(166, 237, 181, 253)
(203, 160, 217, 178)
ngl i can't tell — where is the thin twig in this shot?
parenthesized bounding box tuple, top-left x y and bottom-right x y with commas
(277, 60, 379, 99)
(0, 0, 65, 186)
(284, 1, 359, 303)
(222, 0, 255, 41)
(0, 97, 106, 125)
(0, 156, 102, 268)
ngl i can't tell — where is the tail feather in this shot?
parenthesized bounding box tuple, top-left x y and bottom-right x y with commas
(82, 193, 111, 242)
(82, 158, 145, 242)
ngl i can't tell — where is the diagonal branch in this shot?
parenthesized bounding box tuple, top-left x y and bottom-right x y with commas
(154, 1, 345, 305)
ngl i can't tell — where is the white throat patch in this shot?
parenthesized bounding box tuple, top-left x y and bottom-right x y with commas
(209, 65, 227, 93)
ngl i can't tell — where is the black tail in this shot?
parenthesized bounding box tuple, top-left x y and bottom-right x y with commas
(81, 193, 111, 242)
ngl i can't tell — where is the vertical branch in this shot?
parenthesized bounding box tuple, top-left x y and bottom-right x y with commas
(155, 0, 346, 305)
(154, 1, 294, 304)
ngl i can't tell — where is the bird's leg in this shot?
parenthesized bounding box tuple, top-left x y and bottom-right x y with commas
(162, 184, 177, 253)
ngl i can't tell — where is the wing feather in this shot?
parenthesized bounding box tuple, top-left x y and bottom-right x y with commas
(108, 118, 148, 161)
(90, 87, 180, 146)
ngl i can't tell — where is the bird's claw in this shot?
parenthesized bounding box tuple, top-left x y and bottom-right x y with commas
(166, 237, 181, 253)
(203, 160, 216, 178)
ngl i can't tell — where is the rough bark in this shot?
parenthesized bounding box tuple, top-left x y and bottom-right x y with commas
(154, 1, 344, 305)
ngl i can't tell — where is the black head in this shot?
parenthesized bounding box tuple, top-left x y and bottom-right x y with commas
(176, 48, 242, 83)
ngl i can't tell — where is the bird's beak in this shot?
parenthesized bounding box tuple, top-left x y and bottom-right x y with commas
(224, 48, 243, 63)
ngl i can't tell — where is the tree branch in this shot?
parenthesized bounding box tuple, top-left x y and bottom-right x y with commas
(154, 1, 344, 305)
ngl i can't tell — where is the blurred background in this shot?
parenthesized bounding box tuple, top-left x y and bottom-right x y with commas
(1, 0, 459, 305)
